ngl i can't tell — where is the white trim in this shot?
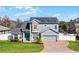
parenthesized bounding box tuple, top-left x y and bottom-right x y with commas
(40, 27, 58, 34)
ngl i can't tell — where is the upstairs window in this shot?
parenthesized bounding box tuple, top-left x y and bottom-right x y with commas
(55, 25, 57, 29)
(34, 25, 37, 29)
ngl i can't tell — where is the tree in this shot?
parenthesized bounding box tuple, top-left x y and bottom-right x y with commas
(59, 21, 70, 33)
(1, 16, 10, 27)
(68, 20, 76, 34)
(33, 34, 42, 44)
(0, 16, 16, 28)
(0, 17, 2, 25)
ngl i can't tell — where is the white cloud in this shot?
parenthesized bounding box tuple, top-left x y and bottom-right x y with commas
(14, 6, 40, 17)
(15, 6, 24, 9)
(9, 6, 32, 11)
(24, 6, 32, 10)
(68, 14, 79, 20)
(15, 6, 33, 10)
(51, 14, 61, 17)
(15, 11, 32, 16)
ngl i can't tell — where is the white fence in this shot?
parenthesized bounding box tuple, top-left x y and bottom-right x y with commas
(0, 33, 11, 40)
(0, 33, 76, 41)
(59, 33, 76, 41)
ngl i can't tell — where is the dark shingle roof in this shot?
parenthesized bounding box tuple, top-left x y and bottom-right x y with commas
(11, 28, 21, 34)
(30, 17, 59, 24)
(16, 23, 23, 28)
(11, 21, 30, 34)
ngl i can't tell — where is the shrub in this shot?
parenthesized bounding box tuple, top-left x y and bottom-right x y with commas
(8, 35, 19, 42)
(33, 35, 42, 44)
(10, 39, 18, 42)
(76, 35, 79, 40)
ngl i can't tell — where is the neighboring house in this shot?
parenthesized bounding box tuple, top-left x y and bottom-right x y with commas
(11, 21, 30, 41)
(0, 25, 10, 34)
(68, 20, 76, 34)
(70, 18, 79, 34)
(11, 17, 59, 42)
(0, 25, 11, 40)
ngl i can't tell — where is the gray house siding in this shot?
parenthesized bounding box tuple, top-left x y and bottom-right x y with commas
(37, 24, 58, 32)
(30, 23, 59, 41)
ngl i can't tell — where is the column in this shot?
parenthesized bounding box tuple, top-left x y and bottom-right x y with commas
(23, 32, 26, 42)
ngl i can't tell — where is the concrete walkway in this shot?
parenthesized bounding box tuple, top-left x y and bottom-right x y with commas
(41, 40, 75, 53)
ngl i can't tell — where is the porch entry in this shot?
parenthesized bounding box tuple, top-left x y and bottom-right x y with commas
(24, 31, 30, 41)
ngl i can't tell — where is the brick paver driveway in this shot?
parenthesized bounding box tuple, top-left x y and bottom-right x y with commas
(42, 40, 75, 53)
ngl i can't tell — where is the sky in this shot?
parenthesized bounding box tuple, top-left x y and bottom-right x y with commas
(0, 6, 79, 21)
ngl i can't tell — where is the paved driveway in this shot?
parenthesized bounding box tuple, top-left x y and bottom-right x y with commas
(41, 40, 75, 53)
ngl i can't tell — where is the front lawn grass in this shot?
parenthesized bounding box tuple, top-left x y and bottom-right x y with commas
(0, 41, 44, 53)
(68, 40, 79, 52)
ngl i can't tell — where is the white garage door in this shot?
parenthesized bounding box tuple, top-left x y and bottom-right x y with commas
(42, 35, 57, 41)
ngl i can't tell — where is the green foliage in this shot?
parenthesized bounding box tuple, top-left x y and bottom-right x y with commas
(68, 41, 79, 52)
(0, 41, 44, 52)
(33, 34, 42, 44)
(59, 21, 70, 33)
(10, 39, 18, 42)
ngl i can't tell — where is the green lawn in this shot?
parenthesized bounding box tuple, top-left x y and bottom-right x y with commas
(0, 41, 44, 53)
(68, 40, 79, 52)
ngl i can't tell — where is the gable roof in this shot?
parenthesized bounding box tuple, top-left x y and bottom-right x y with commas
(0, 25, 10, 31)
(40, 27, 59, 34)
(30, 17, 59, 24)
(11, 21, 30, 34)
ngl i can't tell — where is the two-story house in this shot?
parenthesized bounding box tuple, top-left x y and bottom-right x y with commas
(11, 17, 59, 42)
